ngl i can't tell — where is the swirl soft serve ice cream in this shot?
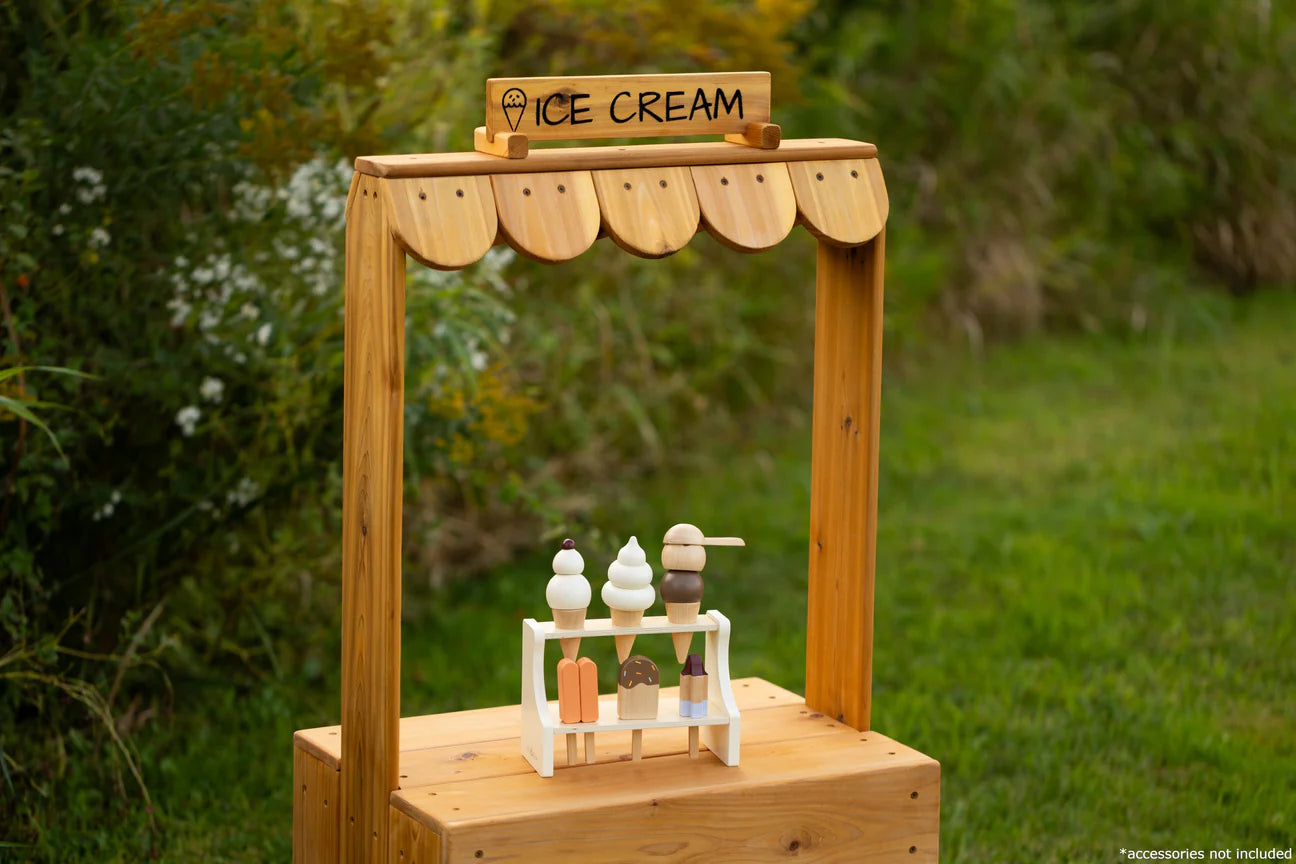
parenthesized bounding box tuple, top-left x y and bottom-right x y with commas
(601, 536, 655, 662)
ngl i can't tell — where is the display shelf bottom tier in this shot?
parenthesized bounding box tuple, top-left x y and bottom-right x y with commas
(293, 677, 941, 863)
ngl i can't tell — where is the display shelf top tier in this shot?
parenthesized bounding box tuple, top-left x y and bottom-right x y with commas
(528, 614, 721, 639)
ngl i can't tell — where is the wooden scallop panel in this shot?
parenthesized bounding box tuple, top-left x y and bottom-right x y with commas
(690, 163, 796, 253)
(382, 176, 496, 271)
(866, 157, 889, 225)
(491, 172, 600, 263)
(592, 167, 699, 258)
(788, 159, 884, 247)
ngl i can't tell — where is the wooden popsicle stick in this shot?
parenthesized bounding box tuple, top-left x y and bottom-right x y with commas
(688, 725, 700, 758)
(566, 733, 579, 765)
(584, 732, 596, 764)
(631, 729, 643, 761)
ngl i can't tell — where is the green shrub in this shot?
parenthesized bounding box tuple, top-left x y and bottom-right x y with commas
(790, 0, 1296, 340)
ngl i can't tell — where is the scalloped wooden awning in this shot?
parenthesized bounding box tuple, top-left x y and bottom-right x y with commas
(351, 138, 888, 267)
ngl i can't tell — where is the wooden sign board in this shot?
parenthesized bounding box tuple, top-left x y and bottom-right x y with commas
(484, 72, 770, 143)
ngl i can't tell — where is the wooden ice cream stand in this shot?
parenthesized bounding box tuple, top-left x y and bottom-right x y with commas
(292, 72, 941, 863)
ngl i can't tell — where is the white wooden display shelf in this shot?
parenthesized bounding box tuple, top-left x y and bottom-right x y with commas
(521, 609, 741, 777)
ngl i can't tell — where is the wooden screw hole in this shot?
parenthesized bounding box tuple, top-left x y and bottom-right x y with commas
(522, 188, 531, 197)
(350, 817, 355, 825)
(909, 846, 917, 854)
(911, 791, 919, 799)
(400, 774, 408, 779)
(756, 174, 764, 183)
(456, 189, 464, 198)
(372, 831, 377, 840)
(850, 170, 859, 178)
(557, 184, 566, 193)
(418, 191, 426, 200)
(720, 177, 729, 185)
(623, 182, 632, 190)
(659, 179, 667, 188)
(301, 784, 306, 793)
(475, 852, 484, 859)
(789, 840, 800, 851)
(816, 172, 825, 181)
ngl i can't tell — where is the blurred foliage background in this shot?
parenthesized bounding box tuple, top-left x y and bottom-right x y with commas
(1, 0, 1292, 859)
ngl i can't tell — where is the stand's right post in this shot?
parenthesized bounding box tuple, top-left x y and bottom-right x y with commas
(806, 230, 885, 730)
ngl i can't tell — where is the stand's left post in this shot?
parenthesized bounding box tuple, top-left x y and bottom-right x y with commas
(340, 172, 406, 864)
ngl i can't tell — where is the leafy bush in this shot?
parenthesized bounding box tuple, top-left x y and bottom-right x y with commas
(790, 0, 1296, 341)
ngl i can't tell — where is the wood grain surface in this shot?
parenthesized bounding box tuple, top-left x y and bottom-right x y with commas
(293, 745, 340, 864)
(355, 139, 877, 179)
(592, 166, 699, 258)
(788, 159, 885, 247)
(341, 173, 406, 864)
(692, 162, 796, 252)
(383, 176, 497, 270)
(491, 171, 600, 263)
(805, 237, 886, 732)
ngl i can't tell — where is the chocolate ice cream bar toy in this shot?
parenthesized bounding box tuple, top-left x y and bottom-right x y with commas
(660, 523, 745, 661)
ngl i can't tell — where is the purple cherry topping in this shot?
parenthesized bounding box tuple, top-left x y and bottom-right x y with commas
(561, 538, 576, 550)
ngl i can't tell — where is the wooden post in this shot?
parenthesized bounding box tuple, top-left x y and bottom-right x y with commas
(805, 231, 885, 731)
(341, 173, 406, 864)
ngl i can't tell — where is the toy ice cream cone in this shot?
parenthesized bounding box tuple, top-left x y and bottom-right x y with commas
(660, 523, 745, 662)
(601, 536, 655, 663)
(546, 539, 590, 661)
(665, 601, 701, 661)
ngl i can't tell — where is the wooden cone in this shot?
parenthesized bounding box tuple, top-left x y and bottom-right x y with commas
(552, 608, 586, 660)
(610, 609, 643, 663)
(666, 601, 700, 662)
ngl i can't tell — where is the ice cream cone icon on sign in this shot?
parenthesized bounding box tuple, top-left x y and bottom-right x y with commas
(660, 523, 745, 662)
(501, 87, 527, 132)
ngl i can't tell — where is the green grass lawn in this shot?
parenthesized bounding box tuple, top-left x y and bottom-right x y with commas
(24, 290, 1294, 861)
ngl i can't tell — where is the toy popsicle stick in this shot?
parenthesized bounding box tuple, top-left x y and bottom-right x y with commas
(584, 732, 596, 764)
(688, 725, 700, 759)
(566, 733, 579, 765)
(631, 729, 643, 761)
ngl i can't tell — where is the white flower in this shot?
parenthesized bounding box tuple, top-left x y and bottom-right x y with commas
(470, 350, 488, 372)
(88, 227, 110, 249)
(225, 476, 261, 508)
(198, 308, 221, 331)
(73, 166, 103, 185)
(73, 167, 106, 204)
(58, 203, 73, 216)
(52, 224, 64, 236)
(192, 266, 214, 284)
(254, 323, 272, 346)
(166, 296, 192, 327)
(175, 405, 201, 436)
(200, 376, 225, 404)
(239, 302, 259, 320)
